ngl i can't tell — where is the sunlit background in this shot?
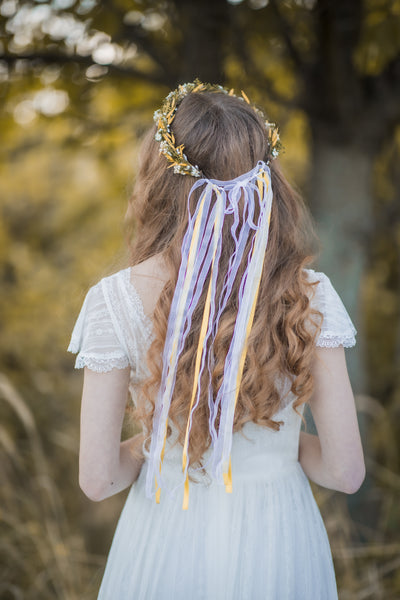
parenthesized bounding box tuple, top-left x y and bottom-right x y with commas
(0, 1, 399, 598)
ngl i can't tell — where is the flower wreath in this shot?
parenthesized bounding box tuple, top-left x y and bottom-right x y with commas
(153, 79, 283, 177)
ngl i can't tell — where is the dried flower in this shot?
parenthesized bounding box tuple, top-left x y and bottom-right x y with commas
(154, 79, 282, 178)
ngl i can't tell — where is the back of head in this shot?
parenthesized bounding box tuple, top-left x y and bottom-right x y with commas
(173, 92, 267, 180)
(127, 90, 276, 261)
(126, 86, 322, 474)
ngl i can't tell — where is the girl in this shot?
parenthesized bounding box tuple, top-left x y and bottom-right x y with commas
(68, 81, 365, 599)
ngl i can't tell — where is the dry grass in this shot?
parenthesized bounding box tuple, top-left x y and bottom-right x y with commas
(317, 395, 400, 599)
(0, 374, 103, 600)
(1, 378, 399, 599)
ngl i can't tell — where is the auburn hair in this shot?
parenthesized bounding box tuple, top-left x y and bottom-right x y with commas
(125, 91, 322, 470)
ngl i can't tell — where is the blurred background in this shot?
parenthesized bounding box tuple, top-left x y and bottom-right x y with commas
(0, 0, 399, 598)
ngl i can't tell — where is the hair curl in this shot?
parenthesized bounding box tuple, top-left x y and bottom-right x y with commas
(125, 91, 323, 471)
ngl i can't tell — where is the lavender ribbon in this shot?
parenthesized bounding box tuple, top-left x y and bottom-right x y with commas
(145, 161, 273, 499)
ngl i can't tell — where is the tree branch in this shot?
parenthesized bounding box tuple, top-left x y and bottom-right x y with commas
(228, 5, 298, 109)
(0, 51, 170, 86)
(99, 0, 177, 83)
(119, 24, 177, 83)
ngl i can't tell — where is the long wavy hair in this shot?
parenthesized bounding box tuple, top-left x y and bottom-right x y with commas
(125, 91, 323, 470)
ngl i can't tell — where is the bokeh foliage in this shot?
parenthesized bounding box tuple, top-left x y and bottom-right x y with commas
(0, 0, 399, 598)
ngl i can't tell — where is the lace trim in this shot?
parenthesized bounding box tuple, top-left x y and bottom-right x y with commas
(316, 335, 356, 348)
(74, 353, 130, 372)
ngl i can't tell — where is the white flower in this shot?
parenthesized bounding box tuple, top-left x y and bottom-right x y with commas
(191, 166, 201, 177)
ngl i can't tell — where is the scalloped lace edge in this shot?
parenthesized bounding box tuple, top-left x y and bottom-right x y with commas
(73, 354, 130, 373)
(316, 337, 356, 348)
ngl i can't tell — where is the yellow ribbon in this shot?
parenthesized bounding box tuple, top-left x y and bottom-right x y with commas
(155, 417, 169, 504)
(222, 457, 233, 493)
(222, 171, 271, 494)
(156, 189, 209, 504)
(182, 188, 223, 510)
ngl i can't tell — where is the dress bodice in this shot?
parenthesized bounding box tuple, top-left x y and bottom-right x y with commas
(68, 267, 356, 494)
(156, 400, 304, 494)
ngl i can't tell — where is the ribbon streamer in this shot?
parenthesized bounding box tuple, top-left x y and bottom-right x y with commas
(145, 161, 273, 508)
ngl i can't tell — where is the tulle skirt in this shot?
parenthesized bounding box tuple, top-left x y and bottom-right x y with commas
(97, 461, 338, 599)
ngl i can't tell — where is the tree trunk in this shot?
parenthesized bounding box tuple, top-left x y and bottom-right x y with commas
(174, 0, 228, 83)
(309, 139, 374, 395)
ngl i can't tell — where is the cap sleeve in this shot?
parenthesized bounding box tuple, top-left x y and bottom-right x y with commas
(308, 270, 357, 348)
(67, 282, 130, 373)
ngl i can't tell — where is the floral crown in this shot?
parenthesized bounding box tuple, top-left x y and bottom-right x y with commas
(153, 79, 283, 178)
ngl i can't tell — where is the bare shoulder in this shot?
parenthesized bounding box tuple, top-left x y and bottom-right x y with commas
(129, 253, 171, 317)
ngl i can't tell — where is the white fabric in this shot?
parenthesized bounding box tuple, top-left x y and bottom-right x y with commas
(68, 267, 357, 599)
(68, 268, 153, 375)
(307, 269, 357, 348)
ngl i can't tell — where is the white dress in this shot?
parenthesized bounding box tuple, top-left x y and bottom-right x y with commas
(68, 267, 357, 600)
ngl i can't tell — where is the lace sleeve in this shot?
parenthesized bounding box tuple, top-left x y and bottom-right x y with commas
(309, 270, 357, 348)
(67, 283, 130, 373)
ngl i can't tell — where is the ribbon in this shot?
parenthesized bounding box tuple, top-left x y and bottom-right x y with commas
(145, 161, 273, 508)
